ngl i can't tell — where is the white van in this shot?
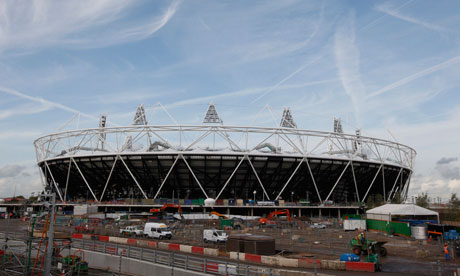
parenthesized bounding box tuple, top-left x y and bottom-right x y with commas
(203, 229, 227, 243)
(143, 222, 172, 239)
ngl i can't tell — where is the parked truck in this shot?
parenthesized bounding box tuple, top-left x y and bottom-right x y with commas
(203, 229, 228, 243)
(120, 225, 143, 236)
(143, 222, 172, 239)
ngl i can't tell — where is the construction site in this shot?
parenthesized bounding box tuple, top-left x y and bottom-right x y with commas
(0, 104, 458, 275)
(0, 197, 460, 276)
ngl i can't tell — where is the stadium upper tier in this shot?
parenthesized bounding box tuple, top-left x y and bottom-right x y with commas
(34, 104, 416, 204)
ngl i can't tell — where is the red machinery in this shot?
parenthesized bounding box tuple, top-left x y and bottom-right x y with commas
(149, 204, 183, 220)
(259, 209, 291, 225)
(209, 211, 229, 219)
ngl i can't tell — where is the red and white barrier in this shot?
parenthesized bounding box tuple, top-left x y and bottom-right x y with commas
(345, 261, 375, 272)
(245, 253, 261, 263)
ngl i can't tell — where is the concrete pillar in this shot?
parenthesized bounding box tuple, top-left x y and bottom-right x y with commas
(250, 208, 253, 216)
(356, 208, 359, 215)
(226, 208, 230, 215)
(319, 209, 322, 218)
(298, 208, 301, 217)
(338, 208, 341, 219)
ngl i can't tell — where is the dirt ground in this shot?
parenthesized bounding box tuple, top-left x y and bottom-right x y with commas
(2, 218, 459, 275)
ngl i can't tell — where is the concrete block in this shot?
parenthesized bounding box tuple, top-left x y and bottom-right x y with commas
(204, 248, 219, 257)
(324, 260, 345, 270)
(147, 241, 157, 248)
(278, 257, 298, 267)
(261, 255, 279, 266)
(345, 261, 375, 272)
(127, 239, 137, 246)
(157, 242, 169, 250)
(180, 245, 192, 253)
(191, 246, 204, 254)
(82, 234, 92, 240)
(245, 253, 261, 263)
(320, 259, 331, 269)
(110, 237, 128, 244)
(168, 243, 180, 251)
(136, 240, 148, 247)
(298, 258, 320, 269)
(117, 237, 128, 244)
(230, 251, 245, 261)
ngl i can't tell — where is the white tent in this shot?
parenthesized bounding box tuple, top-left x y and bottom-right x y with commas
(366, 204, 439, 222)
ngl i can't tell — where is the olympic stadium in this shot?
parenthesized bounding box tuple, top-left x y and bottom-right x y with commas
(33, 104, 416, 207)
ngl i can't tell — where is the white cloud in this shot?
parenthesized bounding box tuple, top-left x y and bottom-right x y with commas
(367, 55, 460, 99)
(333, 12, 365, 126)
(0, 86, 97, 120)
(0, 102, 52, 120)
(375, 2, 447, 32)
(0, 0, 179, 53)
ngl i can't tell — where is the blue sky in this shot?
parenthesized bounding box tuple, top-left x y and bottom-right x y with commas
(0, 0, 459, 200)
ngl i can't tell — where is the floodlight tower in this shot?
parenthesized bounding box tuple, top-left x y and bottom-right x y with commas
(203, 102, 223, 124)
(98, 114, 107, 150)
(280, 108, 297, 128)
(133, 104, 148, 125)
(333, 117, 343, 133)
(203, 102, 225, 150)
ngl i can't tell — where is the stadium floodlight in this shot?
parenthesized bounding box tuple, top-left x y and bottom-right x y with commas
(280, 108, 297, 128)
(133, 104, 148, 125)
(333, 117, 343, 133)
(203, 102, 223, 124)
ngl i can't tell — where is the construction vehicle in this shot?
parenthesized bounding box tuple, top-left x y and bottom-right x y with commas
(144, 222, 172, 239)
(210, 211, 230, 219)
(350, 238, 387, 257)
(120, 225, 144, 236)
(203, 229, 228, 243)
(209, 211, 243, 230)
(149, 204, 183, 221)
(259, 209, 291, 225)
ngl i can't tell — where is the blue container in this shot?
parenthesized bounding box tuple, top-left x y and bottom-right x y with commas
(185, 199, 192, 205)
(229, 199, 235, 206)
(340, 253, 360, 262)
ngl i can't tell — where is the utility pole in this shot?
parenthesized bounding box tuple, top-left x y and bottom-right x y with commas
(44, 192, 56, 276)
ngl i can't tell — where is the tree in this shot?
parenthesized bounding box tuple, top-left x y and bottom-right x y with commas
(446, 193, 460, 221)
(366, 195, 375, 209)
(374, 194, 384, 207)
(366, 194, 384, 209)
(391, 191, 403, 204)
(415, 192, 429, 208)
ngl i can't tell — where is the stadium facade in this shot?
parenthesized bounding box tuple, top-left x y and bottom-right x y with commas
(34, 104, 416, 205)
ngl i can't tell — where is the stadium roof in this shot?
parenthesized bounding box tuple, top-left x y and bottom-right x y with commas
(366, 204, 439, 222)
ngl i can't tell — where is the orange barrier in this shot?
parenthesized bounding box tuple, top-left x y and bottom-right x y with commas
(345, 262, 375, 272)
(245, 253, 261, 263)
(127, 239, 137, 246)
(168, 243, 180, 251)
(99, 236, 109, 242)
(192, 247, 204, 254)
(299, 258, 321, 268)
(147, 241, 158, 248)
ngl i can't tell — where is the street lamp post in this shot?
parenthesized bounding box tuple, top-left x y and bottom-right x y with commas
(253, 190, 256, 205)
(291, 191, 294, 203)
